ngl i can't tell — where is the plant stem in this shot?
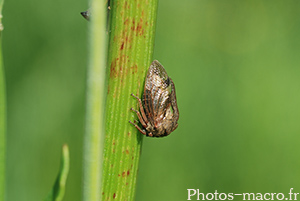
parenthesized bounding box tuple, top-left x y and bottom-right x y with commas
(0, 0, 5, 200)
(102, 0, 158, 200)
(82, 0, 107, 200)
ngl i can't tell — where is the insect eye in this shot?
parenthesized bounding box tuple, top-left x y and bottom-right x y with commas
(164, 77, 170, 86)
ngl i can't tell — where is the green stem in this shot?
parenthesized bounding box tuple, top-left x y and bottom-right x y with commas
(0, 0, 5, 200)
(82, 0, 107, 200)
(102, 0, 158, 200)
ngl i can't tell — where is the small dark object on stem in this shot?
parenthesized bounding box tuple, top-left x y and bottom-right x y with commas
(81, 1, 111, 21)
(81, 10, 90, 21)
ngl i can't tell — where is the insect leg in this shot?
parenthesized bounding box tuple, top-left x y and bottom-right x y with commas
(131, 108, 147, 128)
(129, 120, 147, 135)
(131, 93, 149, 124)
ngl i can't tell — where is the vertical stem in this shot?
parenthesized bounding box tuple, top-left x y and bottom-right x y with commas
(82, 0, 107, 200)
(102, 0, 158, 200)
(0, 0, 5, 200)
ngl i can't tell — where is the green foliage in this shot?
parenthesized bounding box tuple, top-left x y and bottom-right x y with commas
(44, 145, 70, 201)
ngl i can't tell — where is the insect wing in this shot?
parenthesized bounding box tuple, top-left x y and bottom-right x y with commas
(143, 60, 172, 127)
(169, 78, 179, 123)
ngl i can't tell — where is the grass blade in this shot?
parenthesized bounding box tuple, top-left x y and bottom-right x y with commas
(44, 144, 70, 201)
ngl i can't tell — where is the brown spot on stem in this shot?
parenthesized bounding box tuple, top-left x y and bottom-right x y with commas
(136, 24, 142, 35)
(120, 42, 124, 50)
(126, 149, 129, 154)
(122, 171, 126, 177)
(127, 170, 130, 176)
(113, 193, 116, 199)
(132, 17, 145, 36)
(109, 55, 129, 78)
(110, 59, 117, 78)
(130, 64, 138, 74)
(124, 18, 129, 25)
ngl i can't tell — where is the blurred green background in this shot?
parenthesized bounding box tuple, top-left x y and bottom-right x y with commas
(3, 1, 300, 200)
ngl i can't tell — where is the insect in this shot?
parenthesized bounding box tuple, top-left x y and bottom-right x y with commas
(129, 60, 179, 137)
(80, 0, 111, 21)
(80, 10, 91, 21)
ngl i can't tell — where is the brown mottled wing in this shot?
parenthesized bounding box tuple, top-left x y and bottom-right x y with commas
(152, 86, 171, 126)
(143, 88, 154, 126)
(143, 60, 171, 127)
